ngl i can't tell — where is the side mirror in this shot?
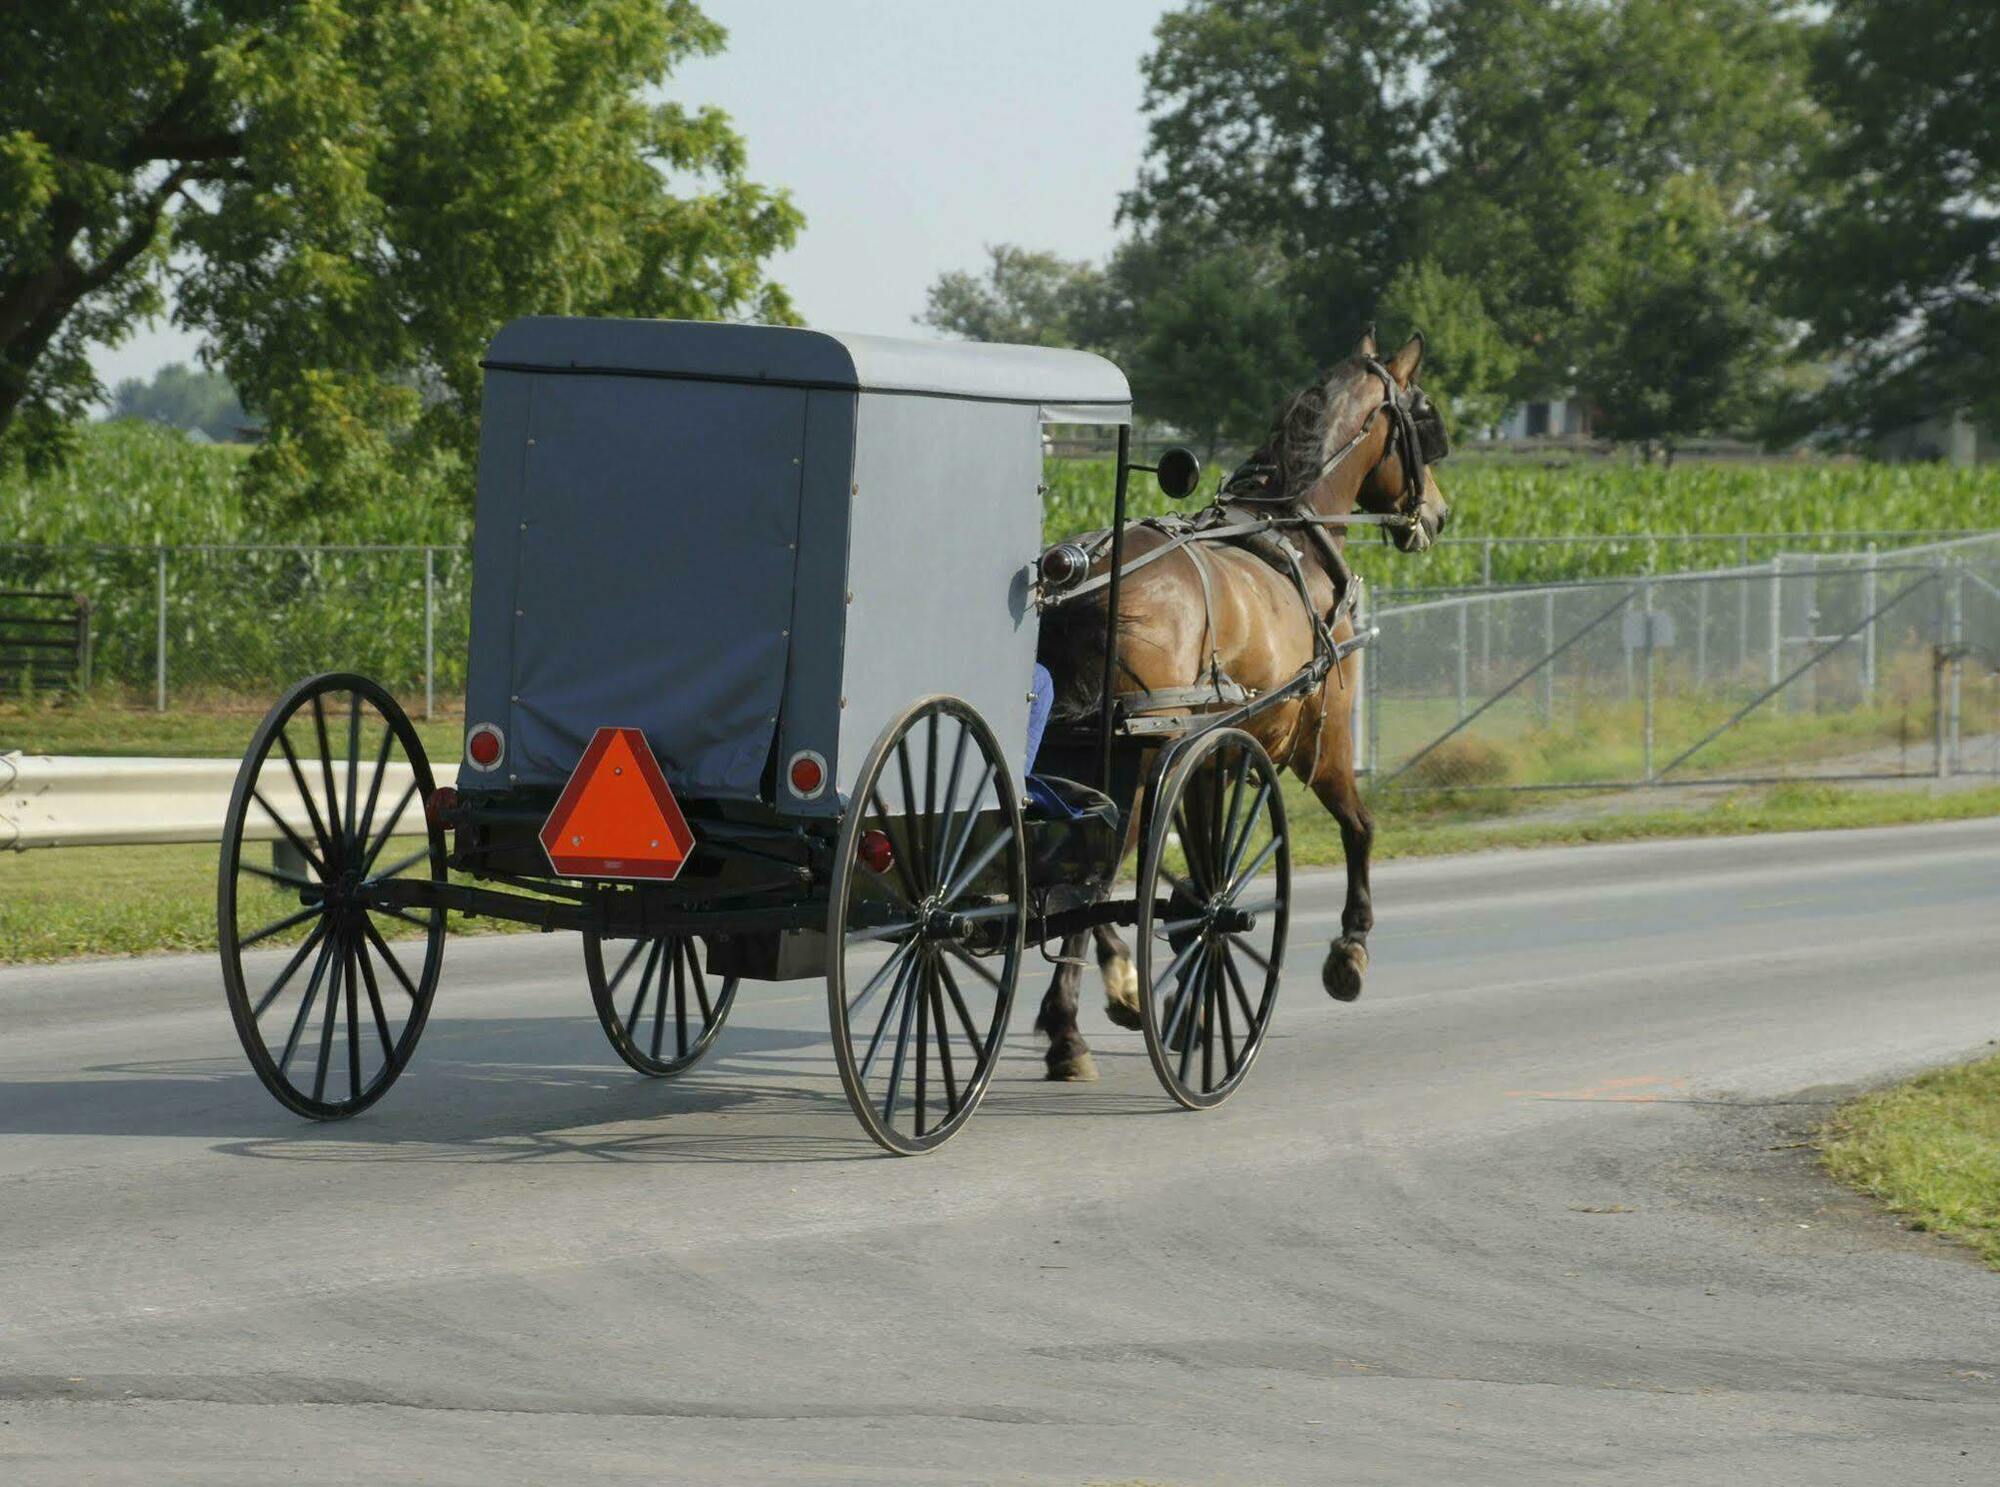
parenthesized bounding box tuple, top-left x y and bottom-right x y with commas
(1154, 446, 1201, 500)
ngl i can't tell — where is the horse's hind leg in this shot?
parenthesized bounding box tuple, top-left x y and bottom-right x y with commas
(1095, 924, 1141, 1029)
(1036, 929, 1098, 1080)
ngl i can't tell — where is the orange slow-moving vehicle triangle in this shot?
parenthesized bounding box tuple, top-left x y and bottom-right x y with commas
(539, 727, 695, 880)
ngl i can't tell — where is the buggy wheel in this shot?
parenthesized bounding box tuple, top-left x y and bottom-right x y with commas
(217, 673, 446, 1120)
(827, 696, 1026, 1156)
(584, 933, 740, 1077)
(1133, 727, 1290, 1110)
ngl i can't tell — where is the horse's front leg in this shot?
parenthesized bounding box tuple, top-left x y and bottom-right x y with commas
(1304, 690, 1374, 1002)
(1035, 929, 1097, 1080)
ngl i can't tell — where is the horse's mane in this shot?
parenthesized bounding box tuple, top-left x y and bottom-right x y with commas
(1225, 357, 1373, 503)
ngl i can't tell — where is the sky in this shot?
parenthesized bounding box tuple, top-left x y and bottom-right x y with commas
(88, 0, 1175, 391)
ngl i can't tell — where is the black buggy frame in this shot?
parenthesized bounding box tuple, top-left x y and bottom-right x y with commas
(216, 326, 1366, 1154)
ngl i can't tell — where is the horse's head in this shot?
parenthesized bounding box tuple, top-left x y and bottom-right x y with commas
(1231, 328, 1452, 554)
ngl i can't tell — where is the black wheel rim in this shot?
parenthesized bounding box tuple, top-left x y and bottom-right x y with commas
(217, 673, 445, 1120)
(1134, 728, 1289, 1110)
(827, 696, 1026, 1155)
(585, 933, 739, 1077)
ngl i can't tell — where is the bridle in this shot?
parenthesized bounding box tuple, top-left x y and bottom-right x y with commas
(1222, 358, 1450, 517)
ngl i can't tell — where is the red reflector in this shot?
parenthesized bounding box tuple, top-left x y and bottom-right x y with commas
(466, 724, 503, 768)
(425, 785, 460, 827)
(788, 752, 826, 798)
(859, 829, 895, 875)
(539, 728, 695, 880)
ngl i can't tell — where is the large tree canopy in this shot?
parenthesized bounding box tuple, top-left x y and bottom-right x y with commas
(0, 1, 799, 506)
(1780, 0, 2000, 441)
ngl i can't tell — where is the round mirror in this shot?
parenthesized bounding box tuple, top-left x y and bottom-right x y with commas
(1155, 446, 1202, 500)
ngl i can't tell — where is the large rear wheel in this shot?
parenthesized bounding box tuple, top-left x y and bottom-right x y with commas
(827, 696, 1026, 1155)
(218, 672, 446, 1119)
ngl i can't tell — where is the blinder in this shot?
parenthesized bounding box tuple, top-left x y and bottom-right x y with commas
(1407, 385, 1449, 466)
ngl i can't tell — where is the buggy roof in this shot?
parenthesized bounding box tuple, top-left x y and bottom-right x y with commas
(484, 317, 1131, 424)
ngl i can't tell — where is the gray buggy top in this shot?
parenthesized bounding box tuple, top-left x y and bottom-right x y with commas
(460, 317, 1131, 813)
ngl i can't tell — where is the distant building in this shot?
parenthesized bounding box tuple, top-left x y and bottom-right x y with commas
(1495, 394, 1592, 440)
(1875, 409, 1999, 465)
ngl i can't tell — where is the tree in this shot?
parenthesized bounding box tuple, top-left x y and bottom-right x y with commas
(0, 2, 800, 503)
(1781, 0, 2000, 441)
(1127, 242, 1309, 456)
(1574, 179, 1785, 456)
(110, 362, 249, 442)
(917, 245, 1110, 348)
(1375, 258, 1517, 435)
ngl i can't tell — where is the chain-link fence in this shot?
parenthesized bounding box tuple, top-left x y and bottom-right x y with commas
(0, 544, 472, 717)
(1364, 533, 2000, 793)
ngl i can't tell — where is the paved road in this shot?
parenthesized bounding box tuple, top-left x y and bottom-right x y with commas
(3, 820, 1998, 1483)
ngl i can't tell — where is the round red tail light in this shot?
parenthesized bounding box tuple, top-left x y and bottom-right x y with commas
(787, 750, 827, 799)
(859, 829, 895, 875)
(425, 785, 460, 827)
(466, 723, 504, 770)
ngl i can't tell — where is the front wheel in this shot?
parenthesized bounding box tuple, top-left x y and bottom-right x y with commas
(1133, 727, 1290, 1110)
(826, 696, 1026, 1155)
(584, 933, 739, 1077)
(217, 672, 446, 1120)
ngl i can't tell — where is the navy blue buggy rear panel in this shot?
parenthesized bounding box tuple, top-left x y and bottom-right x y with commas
(463, 371, 809, 798)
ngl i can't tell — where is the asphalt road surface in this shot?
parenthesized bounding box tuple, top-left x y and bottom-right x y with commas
(3, 819, 1998, 1484)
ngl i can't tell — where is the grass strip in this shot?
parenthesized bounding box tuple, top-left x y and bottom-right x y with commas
(1823, 1054, 2000, 1269)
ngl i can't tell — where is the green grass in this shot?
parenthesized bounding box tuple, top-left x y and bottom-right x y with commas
(6, 780, 1996, 965)
(1823, 1054, 2000, 1268)
(0, 696, 464, 761)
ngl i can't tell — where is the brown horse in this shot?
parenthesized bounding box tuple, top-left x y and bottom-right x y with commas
(1032, 330, 1451, 1081)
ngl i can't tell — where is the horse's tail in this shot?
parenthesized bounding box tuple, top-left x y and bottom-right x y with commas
(1037, 591, 1141, 726)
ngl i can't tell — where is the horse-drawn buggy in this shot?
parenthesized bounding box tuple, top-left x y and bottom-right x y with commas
(219, 317, 1449, 1153)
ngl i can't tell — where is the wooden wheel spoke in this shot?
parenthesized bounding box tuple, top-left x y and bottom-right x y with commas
(881, 948, 925, 1125)
(278, 938, 336, 1072)
(364, 846, 431, 886)
(605, 938, 647, 995)
(1200, 955, 1218, 1092)
(360, 781, 419, 877)
(894, 737, 927, 895)
(354, 715, 396, 856)
(1214, 752, 1252, 889)
(1221, 779, 1273, 888)
(238, 859, 318, 892)
(912, 958, 931, 1137)
(345, 938, 363, 1101)
(1227, 933, 1272, 976)
(253, 789, 326, 881)
(276, 730, 336, 863)
(1215, 949, 1239, 1076)
(360, 918, 422, 1000)
(941, 824, 1011, 905)
(847, 934, 918, 1017)
(238, 902, 326, 951)
(932, 721, 971, 885)
(311, 693, 344, 853)
(627, 940, 661, 1044)
(934, 953, 989, 1065)
(688, 946, 715, 1025)
(311, 939, 345, 1101)
(1172, 944, 1209, 1082)
(1220, 945, 1260, 1042)
(867, 789, 926, 906)
(921, 712, 941, 889)
(252, 921, 330, 1019)
(672, 939, 690, 1059)
(936, 760, 996, 891)
(1225, 835, 1282, 906)
(1149, 933, 1203, 1001)
(928, 968, 960, 1115)
(354, 934, 398, 1062)
(860, 950, 919, 1082)
(343, 692, 363, 854)
(1172, 800, 1210, 894)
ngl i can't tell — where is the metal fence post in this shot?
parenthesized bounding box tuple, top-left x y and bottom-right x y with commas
(1479, 540, 1493, 690)
(1767, 554, 1783, 692)
(1350, 585, 1366, 771)
(1456, 598, 1469, 722)
(1366, 613, 1381, 778)
(1934, 557, 1948, 779)
(423, 546, 436, 722)
(1642, 579, 1656, 781)
(1695, 577, 1709, 690)
(1738, 534, 1751, 676)
(1862, 542, 1878, 702)
(1541, 588, 1556, 722)
(154, 545, 167, 712)
(1949, 560, 1964, 772)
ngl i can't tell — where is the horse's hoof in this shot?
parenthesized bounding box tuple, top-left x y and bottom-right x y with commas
(1102, 955, 1143, 1030)
(1046, 1050, 1099, 1082)
(1323, 938, 1368, 1003)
